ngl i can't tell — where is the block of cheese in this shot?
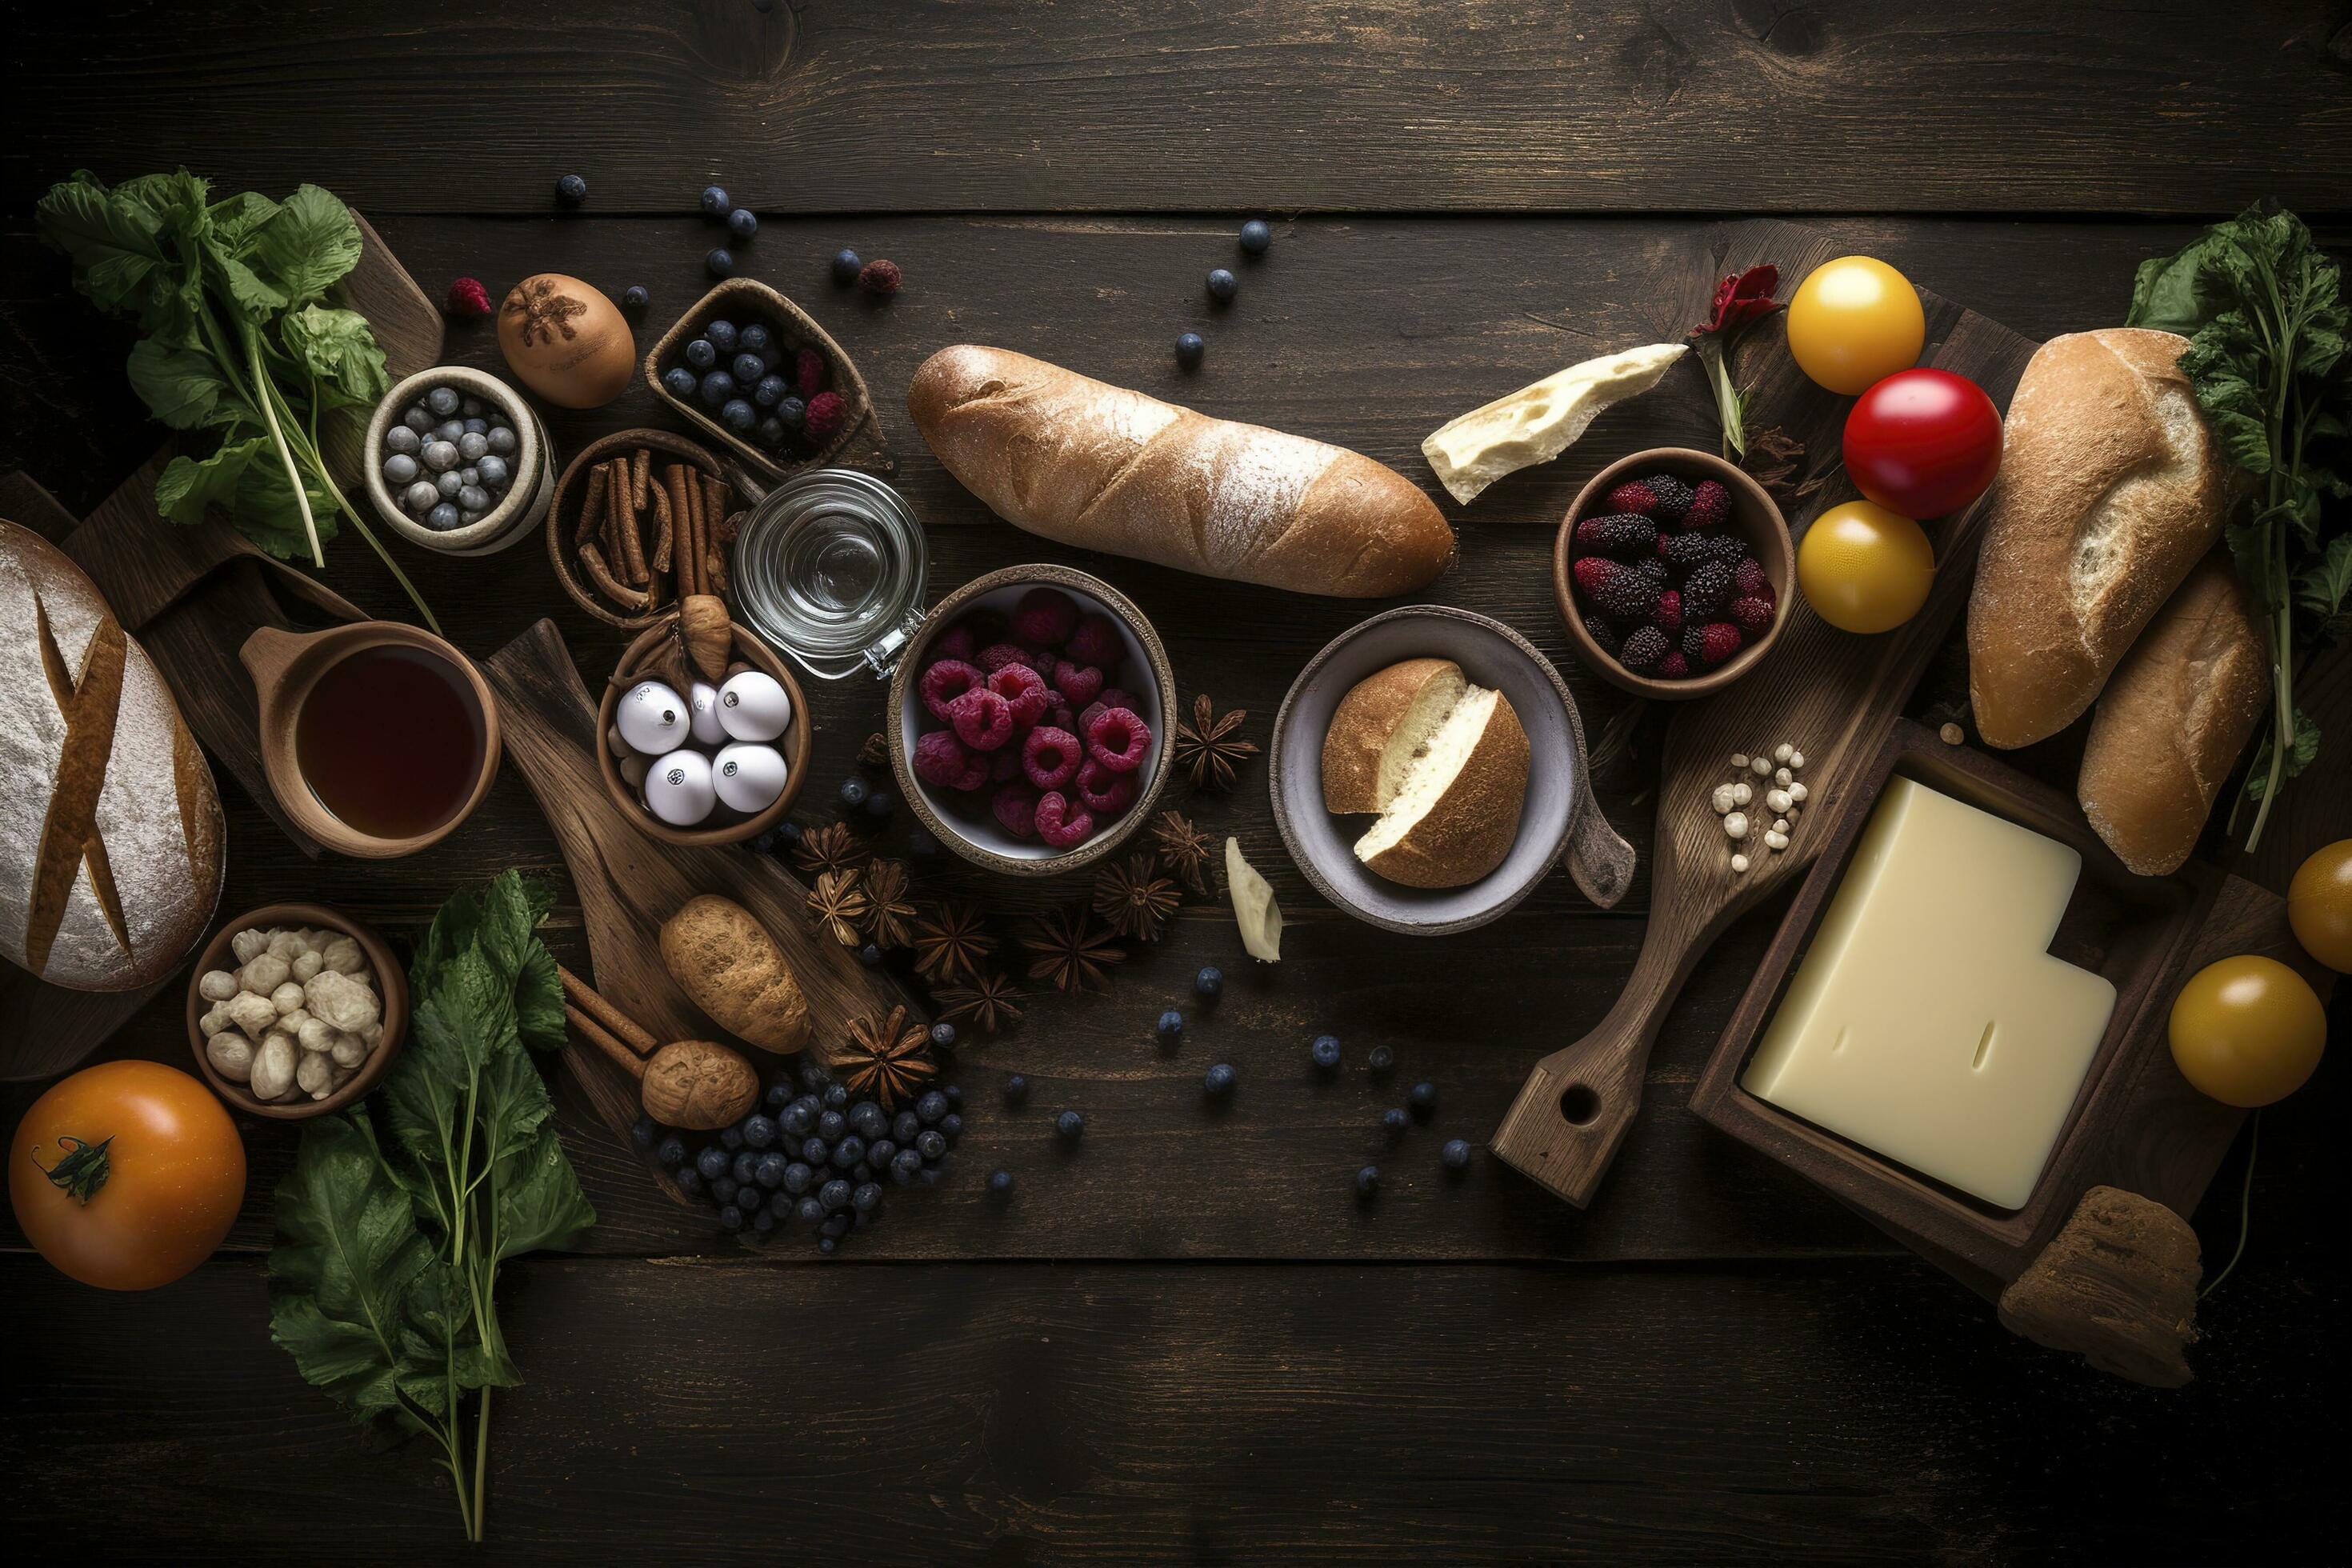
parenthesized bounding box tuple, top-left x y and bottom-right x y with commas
(1742, 777, 2117, 1210)
(1421, 342, 1686, 504)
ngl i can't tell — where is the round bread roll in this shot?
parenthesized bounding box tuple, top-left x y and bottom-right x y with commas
(1350, 685, 1530, 890)
(1321, 658, 1467, 816)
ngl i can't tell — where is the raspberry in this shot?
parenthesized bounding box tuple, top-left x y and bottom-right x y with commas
(1682, 561, 1735, 621)
(1075, 758, 1139, 816)
(934, 622, 978, 662)
(1085, 706, 1151, 774)
(444, 277, 492, 317)
(1012, 587, 1080, 646)
(988, 662, 1050, 726)
(804, 390, 846, 442)
(1054, 660, 1107, 708)
(795, 348, 829, 399)
(1685, 479, 1731, 530)
(1643, 474, 1695, 523)
(1729, 595, 1777, 635)
(1052, 705, 1076, 733)
(1064, 612, 1123, 670)
(913, 729, 986, 791)
(977, 642, 1044, 677)
(1604, 479, 1659, 516)
(1655, 650, 1690, 679)
(1733, 557, 1771, 598)
(948, 686, 1015, 750)
(857, 258, 902, 297)
(1571, 556, 1656, 622)
(1572, 512, 1658, 558)
(992, 782, 1040, 839)
(990, 745, 1022, 782)
(1033, 790, 1096, 850)
(918, 658, 984, 722)
(1654, 590, 1683, 637)
(1022, 725, 1083, 790)
(1682, 622, 1745, 668)
(1658, 530, 1747, 573)
(1098, 687, 1140, 717)
(1618, 625, 1670, 671)
(1582, 614, 1621, 656)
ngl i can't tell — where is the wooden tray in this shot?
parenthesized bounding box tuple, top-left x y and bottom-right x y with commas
(1686, 722, 2326, 1302)
(1490, 219, 2041, 1206)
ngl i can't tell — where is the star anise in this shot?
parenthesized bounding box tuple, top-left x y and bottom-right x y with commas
(860, 859, 918, 948)
(806, 868, 869, 947)
(830, 1005, 935, 1109)
(1173, 694, 1259, 792)
(1149, 809, 1214, 895)
(792, 821, 870, 880)
(937, 970, 1024, 1034)
(1093, 853, 1181, 942)
(858, 730, 890, 769)
(1022, 904, 1125, 992)
(912, 899, 994, 985)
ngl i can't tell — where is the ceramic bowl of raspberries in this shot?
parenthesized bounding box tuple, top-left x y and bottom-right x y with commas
(887, 565, 1177, 876)
(643, 278, 888, 484)
(1554, 447, 1793, 699)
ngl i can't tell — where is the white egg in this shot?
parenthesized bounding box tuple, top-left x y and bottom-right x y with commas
(717, 670, 790, 742)
(711, 741, 789, 813)
(642, 748, 716, 826)
(617, 680, 691, 754)
(688, 680, 727, 746)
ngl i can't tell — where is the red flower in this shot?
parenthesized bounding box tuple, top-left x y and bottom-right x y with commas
(1692, 265, 1780, 339)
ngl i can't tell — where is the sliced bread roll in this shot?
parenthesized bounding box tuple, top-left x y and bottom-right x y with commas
(1321, 658, 1467, 815)
(1351, 684, 1529, 890)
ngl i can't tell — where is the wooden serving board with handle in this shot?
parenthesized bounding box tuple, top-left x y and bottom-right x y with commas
(1491, 220, 2042, 1207)
(482, 618, 918, 1201)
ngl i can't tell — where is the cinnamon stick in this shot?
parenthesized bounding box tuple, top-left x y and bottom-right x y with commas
(666, 465, 698, 596)
(649, 472, 674, 573)
(578, 542, 649, 610)
(576, 463, 607, 550)
(631, 445, 651, 512)
(558, 964, 658, 1054)
(614, 457, 648, 586)
(564, 1002, 647, 1082)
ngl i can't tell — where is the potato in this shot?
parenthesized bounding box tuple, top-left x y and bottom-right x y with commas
(658, 895, 812, 1054)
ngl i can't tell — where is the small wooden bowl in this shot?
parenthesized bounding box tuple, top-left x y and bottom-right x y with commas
(546, 428, 730, 630)
(186, 902, 410, 1120)
(642, 278, 894, 483)
(887, 564, 1177, 878)
(362, 366, 552, 557)
(596, 614, 812, 847)
(1554, 447, 1794, 700)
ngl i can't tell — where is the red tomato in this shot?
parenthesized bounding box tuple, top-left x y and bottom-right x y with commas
(1841, 369, 2002, 519)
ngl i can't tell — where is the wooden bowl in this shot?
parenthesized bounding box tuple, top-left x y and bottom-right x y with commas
(886, 564, 1177, 878)
(642, 278, 894, 483)
(185, 902, 409, 1120)
(1554, 447, 1794, 700)
(596, 614, 812, 847)
(238, 622, 500, 859)
(546, 427, 729, 630)
(362, 365, 552, 556)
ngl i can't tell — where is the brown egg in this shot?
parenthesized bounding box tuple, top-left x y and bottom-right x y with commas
(496, 274, 634, 409)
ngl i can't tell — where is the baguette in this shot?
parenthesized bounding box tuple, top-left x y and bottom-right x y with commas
(2077, 554, 2267, 876)
(908, 346, 1455, 597)
(0, 519, 225, 990)
(1966, 328, 2227, 748)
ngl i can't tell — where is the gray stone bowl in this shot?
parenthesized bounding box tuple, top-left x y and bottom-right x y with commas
(1270, 606, 1635, 935)
(362, 365, 552, 556)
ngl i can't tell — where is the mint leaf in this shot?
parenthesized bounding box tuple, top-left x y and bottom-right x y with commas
(154, 435, 266, 524)
(253, 183, 363, 307)
(2242, 710, 2322, 802)
(492, 1122, 597, 1264)
(126, 339, 251, 430)
(281, 303, 387, 409)
(2126, 231, 2229, 334)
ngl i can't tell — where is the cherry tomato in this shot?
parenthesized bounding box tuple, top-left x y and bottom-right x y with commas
(1786, 257, 1925, 395)
(2287, 838, 2352, 972)
(1842, 369, 2003, 518)
(9, 1060, 245, 1290)
(1796, 501, 1934, 634)
(2167, 955, 2326, 1108)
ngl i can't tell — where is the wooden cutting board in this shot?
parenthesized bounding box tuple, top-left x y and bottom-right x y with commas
(1491, 219, 2042, 1207)
(482, 618, 918, 1194)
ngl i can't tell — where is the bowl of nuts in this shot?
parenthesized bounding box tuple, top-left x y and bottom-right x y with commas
(186, 903, 409, 1120)
(362, 366, 552, 556)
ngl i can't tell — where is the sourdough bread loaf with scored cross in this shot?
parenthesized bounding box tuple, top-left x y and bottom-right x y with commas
(0, 519, 225, 990)
(908, 346, 1456, 597)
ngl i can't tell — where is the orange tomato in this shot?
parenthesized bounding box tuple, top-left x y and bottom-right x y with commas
(2286, 838, 2352, 972)
(1786, 257, 1926, 395)
(1796, 501, 1935, 633)
(2167, 956, 2326, 1109)
(10, 1060, 246, 1290)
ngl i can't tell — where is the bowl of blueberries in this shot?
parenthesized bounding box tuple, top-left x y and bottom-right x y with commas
(362, 366, 551, 555)
(643, 278, 891, 482)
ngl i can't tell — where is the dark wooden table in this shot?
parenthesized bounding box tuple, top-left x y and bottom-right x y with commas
(4, 5, 2349, 1562)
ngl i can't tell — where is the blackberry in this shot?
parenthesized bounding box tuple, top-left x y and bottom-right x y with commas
(1571, 512, 1658, 558)
(1658, 530, 1748, 574)
(1618, 625, 1670, 671)
(1682, 560, 1735, 621)
(1642, 473, 1695, 523)
(1582, 614, 1622, 656)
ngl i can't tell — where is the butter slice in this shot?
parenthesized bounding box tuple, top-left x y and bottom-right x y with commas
(1421, 342, 1686, 504)
(1742, 777, 2116, 1210)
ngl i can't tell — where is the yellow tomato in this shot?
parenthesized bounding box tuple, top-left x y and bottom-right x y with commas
(2286, 839, 2352, 972)
(1786, 257, 1926, 394)
(1796, 501, 1934, 633)
(2167, 955, 2326, 1108)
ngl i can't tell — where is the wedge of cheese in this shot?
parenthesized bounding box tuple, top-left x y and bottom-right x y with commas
(1422, 342, 1687, 504)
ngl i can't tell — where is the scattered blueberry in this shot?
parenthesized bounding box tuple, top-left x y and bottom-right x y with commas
(908, 826, 942, 858)
(1311, 1034, 1342, 1072)
(1382, 1107, 1410, 1138)
(851, 1182, 882, 1214)
(830, 247, 862, 286)
(818, 1178, 852, 1212)
(623, 284, 650, 308)
(684, 338, 717, 370)
(858, 942, 882, 968)
(781, 1102, 814, 1138)
(797, 1194, 826, 1225)
(930, 1022, 958, 1052)
(655, 1134, 687, 1168)
(890, 1148, 924, 1185)
(699, 370, 737, 406)
(1356, 1165, 1381, 1197)
(1408, 1082, 1438, 1118)
(1367, 1045, 1395, 1078)
(731, 1150, 759, 1184)
(1055, 1110, 1085, 1140)
(706, 247, 735, 278)
(739, 323, 770, 354)
(830, 1135, 866, 1170)
(867, 1138, 897, 1169)
(988, 1169, 1013, 1194)
(776, 395, 806, 430)
(1204, 1062, 1235, 1098)
(630, 1114, 655, 1148)
(944, 1086, 963, 1108)
(711, 1176, 740, 1206)
(754, 373, 788, 406)
(731, 351, 765, 384)
(839, 776, 870, 810)
(1003, 1074, 1030, 1106)
(555, 173, 588, 207)
(1156, 1009, 1184, 1044)
(675, 1167, 705, 1197)
(752, 1206, 776, 1233)
(894, 1109, 921, 1144)
(1206, 267, 1237, 302)
(916, 1090, 950, 1125)
(850, 1102, 890, 1141)
(818, 1110, 847, 1142)
(1441, 1138, 1472, 1173)
(728, 207, 758, 240)
(801, 1135, 829, 1166)
(700, 184, 731, 218)
(695, 1146, 730, 1182)
(939, 1113, 963, 1139)
(718, 397, 754, 432)
(1194, 966, 1224, 1002)
(1239, 218, 1271, 255)
(863, 789, 894, 820)
(1174, 331, 1206, 371)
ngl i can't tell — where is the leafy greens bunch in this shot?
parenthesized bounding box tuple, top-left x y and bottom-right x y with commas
(35, 169, 438, 631)
(2126, 203, 2350, 850)
(270, 872, 593, 1541)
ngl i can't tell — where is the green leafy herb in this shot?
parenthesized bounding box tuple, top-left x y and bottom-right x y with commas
(2126, 204, 2350, 850)
(270, 872, 590, 1540)
(35, 169, 438, 632)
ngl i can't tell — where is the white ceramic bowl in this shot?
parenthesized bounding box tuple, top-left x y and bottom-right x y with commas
(362, 366, 552, 556)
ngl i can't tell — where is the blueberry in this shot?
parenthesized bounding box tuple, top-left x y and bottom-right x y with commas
(731, 1150, 759, 1185)
(867, 1138, 897, 1169)
(818, 1178, 852, 1212)
(890, 1148, 924, 1186)
(728, 207, 758, 240)
(700, 184, 730, 218)
(1003, 1074, 1030, 1106)
(831, 247, 862, 287)
(754, 373, 787, 406)
(739, 322, 771, 354)
(1408, 1082, 1438, 1118)
(661, 365, 698, 399)
(711, 1176, 739, 1206)
(1442, 1138, 1472, 1173)
(944, 1085, 963, 1108)
(821, 1086, 845, 1114)
(717, 1202, 745, 1231)
(754, 1152, 788, 1189)
(1206, 267, 1238, 302)
(894, 1110, 921, 1143)
(1156, 1009, 1184, 1043)
(1356, 1165, 1381, 1197)
(402, 480, 439, 514)
(552, 172, 588, 206)
(820, 1211, 852, 1240)
(930, 1022, 958, 1052)
(720, 1125, 745, 1151)
(797, 1194, 826, 1226)
(706, 320, 739, 353)
(782, 1160, 814, 1194)
(385, 424, 421, 456)
(436, 470, 464, 498)
(780, 1102, 814, 1138)
(402, 405, 434, 434)
(1194, 966, 1224, 1002)
(1174, 331, 1206, 371)
(988, 1169, 1013, 1194)
(426, 386, 460, 417)
(800, 1062, 827, 1091)
(830, 1135, 866, 1170)
(916, 1129, 947, 1161)
(919, 1166, 942, 1186)
(623, 284, 649, 308)
(699, 370, 737, 406)
(706, 247, 735, 278)
(908, 826, 942, 858)
(1239, 218, 1271, 255)
(476, 455, 510, 489)
(851, 1181, 881, 1214)
(1367, 1045, 1395, 1078)
(675, 1167, 705, 1197)
(863, 790, 894, 820)
(818, 1110, 847, 1142)
(722, 398, 756, 431)
(684, 338, 717, 370)
(839, 776, 870, 809)
(857, 942, 882, 968)
(1311, 1034, 1342, 1072)
(801, 1136, 829, 1166)
(1055, 1110, 1085, 1140)
(731, 351, 764, 385)
(850, 1102, 890, 1140)
(630, 1114, 656, 1148)
(458, 430, 490, 461)
(486, 425, 518, 454)
(756, 417, 786, 447)
(776, 395, 806, 430)
(655, 1134, 687, 1167)
(742, 1114, 777, 1150)
(916, 1090, 949, 1125)
(458, 486, 490, 512)
(939, 1113, 962, 1139)
(429, 500, 462, 531)
(1382, 1107, 1410, 1138)
(1204, 1062, 1236, 1098)
(382, 453, 419, 486)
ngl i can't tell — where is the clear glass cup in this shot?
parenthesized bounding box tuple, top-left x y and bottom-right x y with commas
(729, 468, 927, 681)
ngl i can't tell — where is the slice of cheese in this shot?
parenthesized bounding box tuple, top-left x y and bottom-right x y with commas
(1421, 342, 1687, 504)
(1741, 776, 2117, 1210)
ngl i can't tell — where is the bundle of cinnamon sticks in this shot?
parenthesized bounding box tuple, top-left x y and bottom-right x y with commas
(570, 446, 740, 613)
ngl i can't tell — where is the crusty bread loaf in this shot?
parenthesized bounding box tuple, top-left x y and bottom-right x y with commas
(659, 894, 812, 1054)
(2078, 554, 2267, 876)
(1966, 329, 2227, 748)
(0, 518, 224, 990)
(1321, 658, 1466, 816)
(908, 346, 1455, 597)
(1352, 685, 1529, 890)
